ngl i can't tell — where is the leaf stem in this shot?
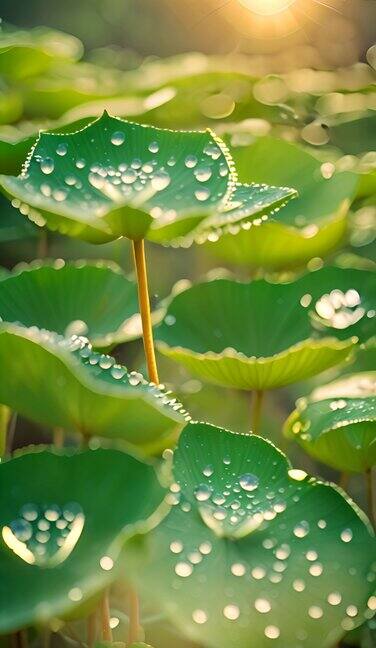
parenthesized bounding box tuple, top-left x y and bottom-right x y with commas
(132, 239, 159, 384)
(128, 586, 141, 644)
(251, 389, 264, 435)
(100, 590, 113, 642)
(86, 611, 97, 648)
(365, 468, 375, 528)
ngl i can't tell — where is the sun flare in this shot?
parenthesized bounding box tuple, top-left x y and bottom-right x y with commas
(238, 0, 297, 15)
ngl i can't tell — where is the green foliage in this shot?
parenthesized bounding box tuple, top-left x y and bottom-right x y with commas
(0, 447, 165, 632)
(205, 137, 357, 269)
(0, 20, 375, 648)
(128, 422, 376, 648)
(0, 111, 296, 245)
(285, 373, 376, 473)
(0, 326, 189, 451)
(0, 260, 147, 346)
(156, 267, 375, 390)
(0, 26, 82, 80)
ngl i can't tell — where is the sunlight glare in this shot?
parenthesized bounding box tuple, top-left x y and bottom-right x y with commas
(239, 0, 297, 15)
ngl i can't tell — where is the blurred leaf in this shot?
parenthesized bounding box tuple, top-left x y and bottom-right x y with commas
(156, 267, 375, 390)
(0, 260, 149, 346)
(285, 372, 376, 473)
(329, 113, 376, 155)
(0, 447, 165, 632)
(0, 26, 83, 80)
(0, 404, 10, 457)
(0, 112, 296, 245)
(0, 326, 189, 452)
(205, 137, 357, 269)
(129, 421, 376, 648)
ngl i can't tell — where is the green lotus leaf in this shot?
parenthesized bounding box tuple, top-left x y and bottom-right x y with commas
(128, 421, 376, 648)
(0, 27, 83, 80)
(156, 267, 376, 390)
(284, 372, 376, 473)
(329, 113, 376, 156)
(0, 260, 149, 346)
(0, 325, 189, 452)
(0, 447, 166, 632)
(203, 137, 357, 270)
(0, 111, 296, 245)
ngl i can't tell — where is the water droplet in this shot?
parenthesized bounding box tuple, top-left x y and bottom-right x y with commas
(151, 171, 171, 191)
(111, 131, 125, 146)
(76, 159, 86, 169)
(100, 556, 114, 571)
(293, 579, 305, 592)
(194, 484, 213, 502)
(195, 188, 211, 202)
(192, 609, 207, 624)
(40, 158, 54, 175)
(231, 562, 246, 576)
(328, 592, 342, 605)
(341, 529, 353, 543)
(175, 561, 193, 577)
(68, 587, 83, 602)
(199, 541, 212, 555)
(194, 167, 212, 182)
(203, 465, 214, 477)
(251, 566, 266, 580)
(255, 598, 271, 614)
(148, 141, 159, 153)
(56, 143, 68, 156)
(264, 625, 280, 639)
(185, 155, 198, 168)
(293, 521, 310, 538)
(121, 169, 137, 184)
(309, 606, 323, 620)
(239, 473, 259, 492)
(170, 540, 183, 554)
(223, 604, 240, 620)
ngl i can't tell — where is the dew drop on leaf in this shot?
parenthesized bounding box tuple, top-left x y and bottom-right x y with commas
(111, 131, 125, 146)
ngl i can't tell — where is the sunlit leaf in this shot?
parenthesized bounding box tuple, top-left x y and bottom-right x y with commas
(0, 260, 149, 346)
(0, 447, 165, 632)
(285, 372, 376, 473)
(0, 112, 296, 245)
(204, 137, 357, 270)
(156, 267, 375, 390)
(0, 325, 189, 452)
(128, 421, 376, 648)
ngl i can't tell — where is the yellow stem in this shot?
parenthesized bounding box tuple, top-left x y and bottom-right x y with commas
(128, 586, 141, 644)
(132, 239, 159, 384)
(87, 611, 97, 648)
(100, 590, 113, 642)
(251, 389, 264, 435)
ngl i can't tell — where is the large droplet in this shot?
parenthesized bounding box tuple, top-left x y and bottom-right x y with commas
(40, 158, 54, 175)
(111, 131, 125, 146)
(239, 473, 259, 492)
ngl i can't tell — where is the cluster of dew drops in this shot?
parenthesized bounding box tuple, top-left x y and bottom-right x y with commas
(161, 450, 376, 642)
(69, 334, 191, 420)
(27, 127, 232, 224)
(299, 287, 374, 331)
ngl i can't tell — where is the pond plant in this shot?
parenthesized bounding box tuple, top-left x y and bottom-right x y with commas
(0, 92, 375, 648)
